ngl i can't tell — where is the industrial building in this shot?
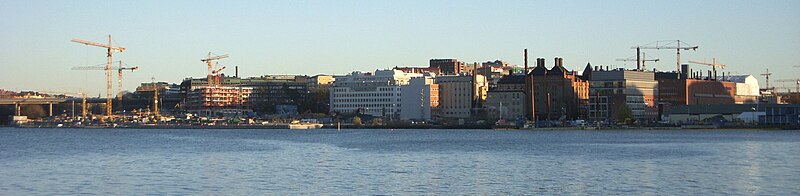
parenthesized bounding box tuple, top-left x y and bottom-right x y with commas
(526, 57, 590, 121)
(583, 65, 659, 122)
(485, 75, 526, 121)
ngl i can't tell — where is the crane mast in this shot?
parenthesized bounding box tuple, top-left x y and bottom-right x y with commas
(633, 40, 698, 74)
(689, 58, 726, 80)
(71, 35, 125, 117)
(616, 51, 659, 71)
(72, 60, 138, 112)
(201, 53, 229, 87)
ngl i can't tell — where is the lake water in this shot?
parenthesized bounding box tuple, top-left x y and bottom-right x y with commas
(0, 128, 798, 195)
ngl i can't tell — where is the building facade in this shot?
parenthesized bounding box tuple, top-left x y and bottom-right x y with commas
(485, 75, 526, 121)
(400, 75, 439, 120)
(185, 86, 253, 117)
(584, 66, 659, 122)
(430, 59, 469, 75)
(526, 57, 590, 121)
(436, 74, 487, 119)
(330, 70, 423, 117)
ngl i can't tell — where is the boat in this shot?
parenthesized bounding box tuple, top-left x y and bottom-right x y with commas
(288, 119, 323, 130)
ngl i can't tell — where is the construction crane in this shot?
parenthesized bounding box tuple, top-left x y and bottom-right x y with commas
(689, 58, 726, 80)
(40, 91, 88, 119)
(761, 69, 773, 90)
(632, 40, 698, 74)
(71, 35, 126, 116)
(211, 64, 227, 86)
(616, 52, 659, 71)
(201, 52, 229, 87)
(72, 61, 139, 101)
(776, 79, 800, 93)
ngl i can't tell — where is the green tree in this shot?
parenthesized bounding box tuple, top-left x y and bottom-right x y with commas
(615, 104, 634, 124)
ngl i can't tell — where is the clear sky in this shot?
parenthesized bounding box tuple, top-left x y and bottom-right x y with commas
(1, 0, 799, 96)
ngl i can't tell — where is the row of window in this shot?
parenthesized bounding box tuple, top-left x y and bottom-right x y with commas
(333, 93, 398, 97)
(333, 98, 399, 103)
(333, 104, 400, 108)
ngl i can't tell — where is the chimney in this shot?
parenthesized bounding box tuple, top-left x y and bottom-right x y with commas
(594, 66, 598, 71)
(558, 58, 564, 67)
(524, 49, 528, 75)
(713, 69, 717, 81)
(681, 64, 689, 79)
(606, 66, 609, 71)
(235, 66, 239, 78)
(554, 57, 559, 67)
(536, 58, 544, 68)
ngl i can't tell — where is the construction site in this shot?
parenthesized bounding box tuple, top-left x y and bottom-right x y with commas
(1, 36, 799, 128)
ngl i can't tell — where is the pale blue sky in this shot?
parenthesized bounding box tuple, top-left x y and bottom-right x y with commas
(1, 0, 799, 95)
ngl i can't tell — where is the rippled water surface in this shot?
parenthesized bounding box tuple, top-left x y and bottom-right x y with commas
(1, 128, 798, 195)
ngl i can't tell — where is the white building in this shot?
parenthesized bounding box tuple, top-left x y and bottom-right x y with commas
(330, 70, 423, 117)
(724, 75, 760, 103)
(400, 75, 438, 120)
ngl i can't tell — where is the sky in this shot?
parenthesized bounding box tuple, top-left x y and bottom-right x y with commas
(1, 0, 799, 96)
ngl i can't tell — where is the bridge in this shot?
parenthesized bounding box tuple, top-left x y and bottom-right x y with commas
(0, 97, 108, 117)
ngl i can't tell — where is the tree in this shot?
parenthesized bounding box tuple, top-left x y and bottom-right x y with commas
(352, 116, 362, 126)
(21, 105, 46, 119)
(615, 104, 634, 124)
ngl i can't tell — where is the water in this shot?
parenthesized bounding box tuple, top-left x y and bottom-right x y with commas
(1, 128, 798, 195)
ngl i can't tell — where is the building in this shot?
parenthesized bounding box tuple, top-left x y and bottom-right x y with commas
(436, 74, 487, 119)
(430, 59, 469, 75)
(478, 60, 520, 88)
(330, 69, 423, 117)
(663, 104, 765, 125)
(180, 75, 328, 115)
(393, 66, 440, 75)
(526, 57, 590, 121)
(761, 104, 800, 125)
(185, 86, 253, 117)
(308, 74, 335, 90)
(657, 65, 738, 106)
(485, 75, 526, 121)
(399, 75, 438, 120)
(583, 65, 659, 122)
(722, 75, 760, 104)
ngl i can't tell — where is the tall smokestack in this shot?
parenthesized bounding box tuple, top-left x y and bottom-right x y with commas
(636, 47, 641, 71)
(524, 49, 528, 75)
(235, 66, 239, 78)
(708, 70, 712, 80)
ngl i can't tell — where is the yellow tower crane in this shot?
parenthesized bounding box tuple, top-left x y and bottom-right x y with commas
(201, 53, 229, 87)
(71, 35, 125, 117)
(72, 61, 139, 111)
(689, 58, 726, 80)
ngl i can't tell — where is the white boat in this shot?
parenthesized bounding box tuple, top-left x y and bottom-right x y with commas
(288, 123, 323, 130)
